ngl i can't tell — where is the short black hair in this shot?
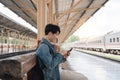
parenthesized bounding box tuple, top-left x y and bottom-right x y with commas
(45, 24, 60, 35)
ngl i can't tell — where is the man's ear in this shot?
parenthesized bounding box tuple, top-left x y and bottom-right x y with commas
(56, 31, 60, 35)
(48, 32, 53, 35)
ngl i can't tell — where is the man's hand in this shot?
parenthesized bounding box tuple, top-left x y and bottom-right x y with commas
(54, 44, 60, 53)
(60, 50, 70, 58)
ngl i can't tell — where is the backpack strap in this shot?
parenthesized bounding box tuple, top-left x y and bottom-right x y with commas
(41, 42, 54, 54)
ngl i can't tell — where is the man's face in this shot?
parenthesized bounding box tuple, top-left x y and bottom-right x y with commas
(49, 31, 59, 43)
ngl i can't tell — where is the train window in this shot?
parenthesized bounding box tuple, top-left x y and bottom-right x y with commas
(110, 38, 112, 42)
(113, 38, 115, 42)
(117, 37, 119, 42)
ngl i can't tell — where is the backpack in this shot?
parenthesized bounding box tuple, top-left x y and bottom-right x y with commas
(29, 57, 44, 80)
(28, 43, 45, 80)
(29, 42, 53, 80)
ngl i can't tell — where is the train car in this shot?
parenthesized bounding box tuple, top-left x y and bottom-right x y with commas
(86, 36, 105, 52)
(74, 31, 120, 54)
(75, 38, 88, 49)
(105, 31, 120, 54)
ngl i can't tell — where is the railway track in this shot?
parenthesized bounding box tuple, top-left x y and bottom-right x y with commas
(0, 50, 36, 59)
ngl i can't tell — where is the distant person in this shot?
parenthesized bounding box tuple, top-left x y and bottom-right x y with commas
(36, 24, 69, 80)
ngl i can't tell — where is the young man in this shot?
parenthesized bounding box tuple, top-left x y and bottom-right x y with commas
(36, 24, 69, 80)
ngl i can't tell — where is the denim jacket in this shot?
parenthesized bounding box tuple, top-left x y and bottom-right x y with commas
(36, 38, 66, 80)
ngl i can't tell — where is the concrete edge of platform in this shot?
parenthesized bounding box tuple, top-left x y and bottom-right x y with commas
(76, 49, 120, 63)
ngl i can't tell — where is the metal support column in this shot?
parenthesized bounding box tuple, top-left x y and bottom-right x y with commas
(1, 29, 4, 54)
(7, 30, 10, 52)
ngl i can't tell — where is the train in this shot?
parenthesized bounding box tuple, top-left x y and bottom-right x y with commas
(74, 31, 120, 54)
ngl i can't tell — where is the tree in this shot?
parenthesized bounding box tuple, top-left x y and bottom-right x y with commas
(65, 35, 79, 43)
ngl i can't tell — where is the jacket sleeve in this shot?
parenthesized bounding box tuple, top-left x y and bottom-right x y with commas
(36, 44, 66, 70)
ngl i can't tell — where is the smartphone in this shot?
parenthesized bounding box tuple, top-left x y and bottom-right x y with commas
(68, 48, 73, 52)
(67, 48, 73, 56)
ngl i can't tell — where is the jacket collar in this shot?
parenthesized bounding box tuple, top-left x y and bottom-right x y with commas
(41, 38, 54, 48)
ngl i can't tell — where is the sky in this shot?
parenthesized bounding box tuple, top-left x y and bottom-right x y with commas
(73, 0, 120, 38)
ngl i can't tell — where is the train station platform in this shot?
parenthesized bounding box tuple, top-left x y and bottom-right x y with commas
(60, 64, 88, 80)
(59, 53, 88, 80)
(1, 48, 120, 80)
(0, 50, 88, 80)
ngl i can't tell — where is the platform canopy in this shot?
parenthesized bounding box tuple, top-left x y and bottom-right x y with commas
(0, 0, 108, 42)
(0, 13, 37, 38)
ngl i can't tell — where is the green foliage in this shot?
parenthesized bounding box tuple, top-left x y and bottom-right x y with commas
(65, 35, 79, 43)
(0, 36, 1, 42)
